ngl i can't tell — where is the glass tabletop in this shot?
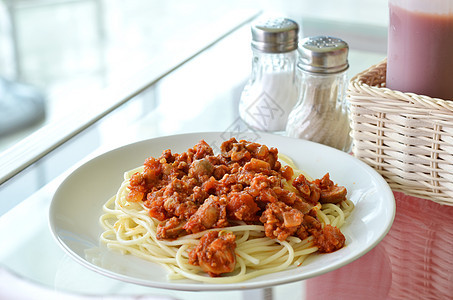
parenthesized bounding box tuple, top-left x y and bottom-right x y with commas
(3, 1, 452, 299)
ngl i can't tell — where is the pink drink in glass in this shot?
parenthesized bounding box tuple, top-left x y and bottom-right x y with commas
(386, 0, 453, 100)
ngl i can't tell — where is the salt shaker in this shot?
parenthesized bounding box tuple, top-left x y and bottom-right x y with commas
(286, 36, 351, 152)
(239, 18, 299, 133)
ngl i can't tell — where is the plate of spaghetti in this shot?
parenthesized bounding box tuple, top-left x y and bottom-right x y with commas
(49, 132, 395, 291)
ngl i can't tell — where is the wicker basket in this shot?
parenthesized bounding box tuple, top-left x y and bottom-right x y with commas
(347, 59, 453, 206)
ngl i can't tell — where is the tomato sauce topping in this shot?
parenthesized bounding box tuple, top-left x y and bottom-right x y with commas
(127, 138, 348, 276)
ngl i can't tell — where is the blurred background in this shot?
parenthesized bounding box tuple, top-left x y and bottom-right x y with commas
(0, 0, 387, 213)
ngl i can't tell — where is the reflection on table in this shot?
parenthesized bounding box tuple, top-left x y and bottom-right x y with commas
(307, 192, 453, 300)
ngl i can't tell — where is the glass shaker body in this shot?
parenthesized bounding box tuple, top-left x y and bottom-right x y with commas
(238, 17, 299, 133)
(286, 69, 351, 152)
(386, 0, 453, 100)
(286, 36, 351, 152)
(239, 49, 299, 132)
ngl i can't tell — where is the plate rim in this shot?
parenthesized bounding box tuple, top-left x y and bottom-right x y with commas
(49, 131, 396, 291)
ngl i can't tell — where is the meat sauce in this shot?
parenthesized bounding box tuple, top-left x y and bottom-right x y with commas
(127, 138, 347, 276)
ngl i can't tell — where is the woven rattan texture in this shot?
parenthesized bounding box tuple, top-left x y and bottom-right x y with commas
(348, 60, 453, 206)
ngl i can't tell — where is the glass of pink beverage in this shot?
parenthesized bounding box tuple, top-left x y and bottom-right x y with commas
(386, 0, 453, 100)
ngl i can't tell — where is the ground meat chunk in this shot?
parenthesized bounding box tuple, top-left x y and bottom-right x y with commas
(190, 140, 214, 160)
(259, 202, 304, 241)
(292, 174, 321, 204)
(280, 165, 294, 181)
(156, 217, 186, 240)
(316, 173, 348, 204)
(313, 224, 346, 253)
(162, 193, 198, 219)
(188, 158, 214, 181)
(243, 158, 271, 173)
(145, 192, 169, 221)
(220, 138, 251, 162)
(188, 230, 236, 277)
(183, 195, 228, 233)
(296, 213, 322, 240)
(226, 191, 260, 221)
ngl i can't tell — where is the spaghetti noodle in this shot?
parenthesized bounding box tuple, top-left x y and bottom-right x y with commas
(99, 138, 354, 283)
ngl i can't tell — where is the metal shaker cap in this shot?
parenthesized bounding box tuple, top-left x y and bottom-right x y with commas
(251, 18, 299, 53)
(298, 36, 349, 74)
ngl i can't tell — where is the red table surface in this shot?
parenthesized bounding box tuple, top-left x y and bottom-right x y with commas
(306, 191, 453, 299)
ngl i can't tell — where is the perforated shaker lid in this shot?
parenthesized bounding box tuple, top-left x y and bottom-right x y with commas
(251, 18, 299, 53)
(299, 36, 349, 74)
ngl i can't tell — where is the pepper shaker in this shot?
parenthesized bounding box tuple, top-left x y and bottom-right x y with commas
(239, 17, 299, 133)
(286, 36, 351, 152)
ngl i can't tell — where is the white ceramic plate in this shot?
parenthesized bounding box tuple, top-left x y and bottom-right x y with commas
(49, 132, 395, 291)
